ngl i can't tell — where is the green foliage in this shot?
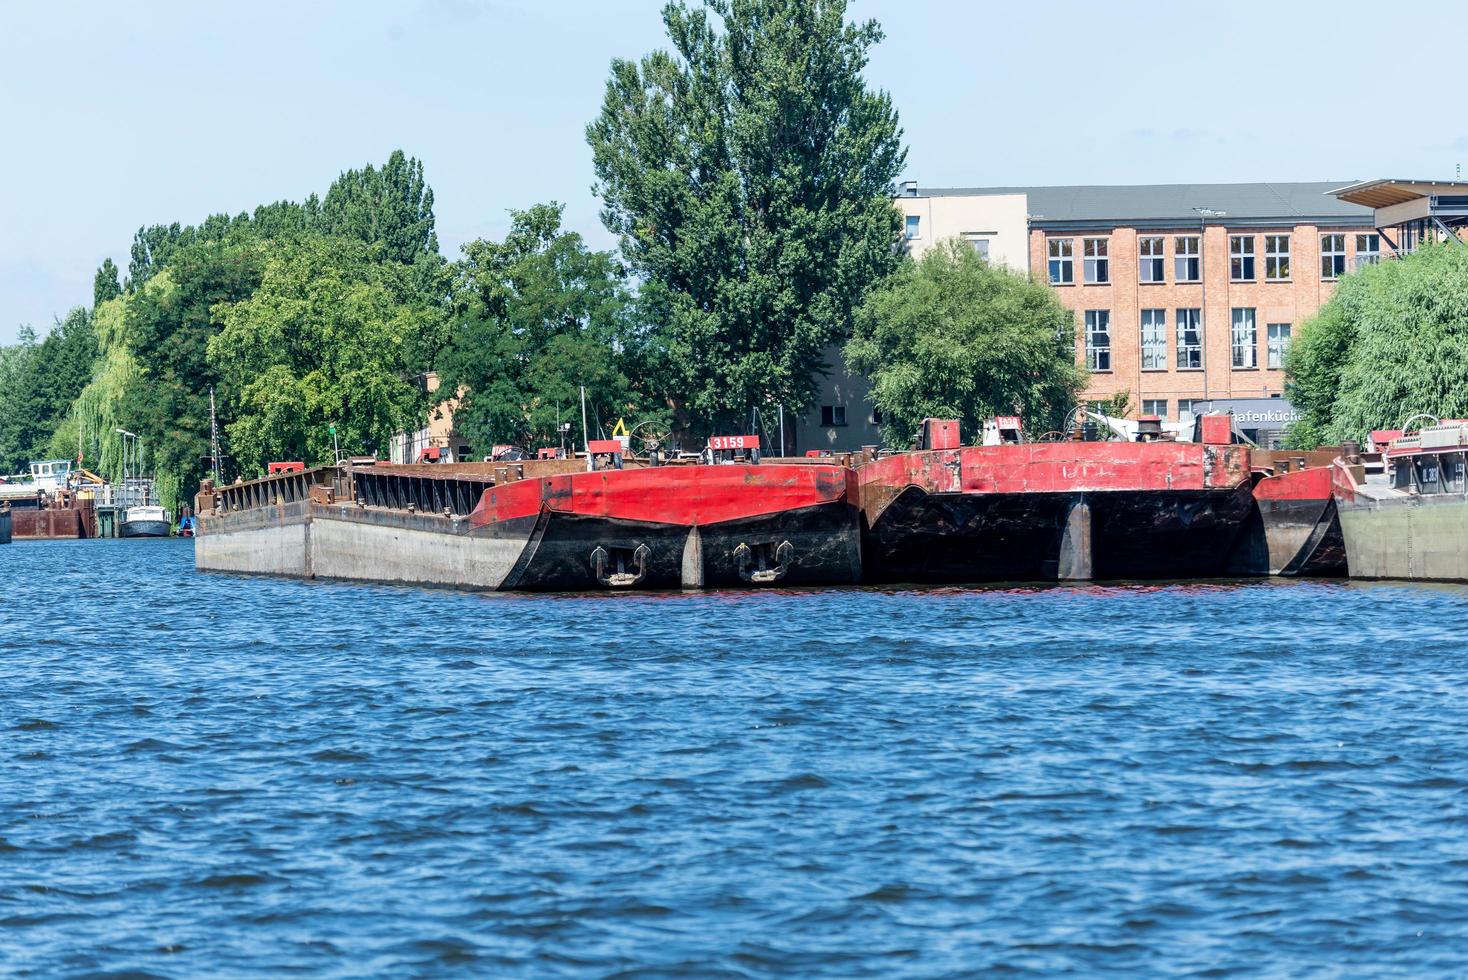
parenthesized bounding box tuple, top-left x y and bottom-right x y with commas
(1285, 243, 1468, 445)
(125, 150, 438, 290)
(436, 203, 663, 450)
(587, 0, 906, 431)
(121, 243, 266, 499)
(319, 150, 440, 266)
(846, 240, 1088, 446)
(1097, 390, 1131, 419)
(0, 309, 99, 473)
(93, 258, 121, 307)
(92, 149, 447, 506)
(1281, 298, 1354, 448)
(207, 236, 447, 473)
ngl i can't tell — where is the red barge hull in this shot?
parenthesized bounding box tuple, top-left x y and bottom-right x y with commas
(858, 439, 1254, 583)
(462, 465, 862, 590)
(198, 462, 862, 592)
(1226, 464, 1346, 577)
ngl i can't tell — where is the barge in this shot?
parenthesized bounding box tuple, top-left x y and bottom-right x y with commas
(1226, 450, 1347, 577)
(195, 440, 862, 591)
(1332, 419, 1468, 581)
(857, 415, 1255, 582)
(0, 461, 97, 540)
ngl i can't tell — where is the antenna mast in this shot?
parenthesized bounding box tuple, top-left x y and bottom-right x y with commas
(209, 386, 221, 484)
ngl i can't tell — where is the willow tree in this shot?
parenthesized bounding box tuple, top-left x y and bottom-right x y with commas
(847, 240, 1088, 446)
(1285, 242, 1468, 446)
(587, 0, 906, 431)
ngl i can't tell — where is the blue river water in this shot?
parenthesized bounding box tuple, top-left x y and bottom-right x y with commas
(4, 539, 1468, 976)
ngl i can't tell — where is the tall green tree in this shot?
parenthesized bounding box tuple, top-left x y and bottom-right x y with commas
(0, 310, 99, 472)
(846, 240, 1088, 447)
(436, 203, 659, 450)
(319, 150, 439, 266)
(587, 0, 906, 432)
(93, 258, 121, 307)
(1285, 242, 1468, 446)
(207, 236, 448, 472)
(120, 240, 267, 496)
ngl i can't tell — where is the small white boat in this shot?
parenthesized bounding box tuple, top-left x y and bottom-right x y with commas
(121, 504, 172, 538)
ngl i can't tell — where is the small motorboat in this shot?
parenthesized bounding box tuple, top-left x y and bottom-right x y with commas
(121, 504, 172, 538)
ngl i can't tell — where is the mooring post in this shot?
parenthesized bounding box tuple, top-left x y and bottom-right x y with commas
(1056, 495, 1093, 581)
(681, 526, 704, 589)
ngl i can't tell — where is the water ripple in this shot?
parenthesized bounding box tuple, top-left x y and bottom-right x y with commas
(2, 540, 1468, 974)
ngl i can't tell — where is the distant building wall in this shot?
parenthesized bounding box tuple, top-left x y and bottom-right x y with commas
(1031, 221, 1377, 431)
(390, 372, 475, 463)
(792, 344, 885, 454)
(895, 192, 1031, 269)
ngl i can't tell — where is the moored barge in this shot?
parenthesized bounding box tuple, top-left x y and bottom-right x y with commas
(858, 415, 1255, 583)
(1332, 419, 1468, 581)
(1226, 450, 1347, 577)
(195, 441, 862, 591)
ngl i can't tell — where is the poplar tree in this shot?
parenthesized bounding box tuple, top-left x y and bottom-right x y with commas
(587, 0, 906, 431)
(93, 258, 121, 307)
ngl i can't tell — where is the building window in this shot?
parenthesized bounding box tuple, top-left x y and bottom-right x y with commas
(969, 238, 990, 259)
(1321, 234, 1346, 279)
(1084, 310, 1111, 371)
(1230, 235, 1255, 281)
(1267, 322, 1292, 369)
(1176, 308, 1203, 369)
(1140, 309, 1167, 370)
(904, 215, 920, 240)
(1174, 236, 1200, 282)
(1231, 308, 1257, 368)
(1181, 399, 1209, 421)
(871, 407, 883, 425)
(1083, 238, 1109, 284)
(1355, 233, 1380, 269)
(1139, 237, 1165, 283)
(821, 405, 847, 427)
(1048, 239, 1074, 284)
(1264, 234, 1291, 281)
(1141, 398, 1168, 419)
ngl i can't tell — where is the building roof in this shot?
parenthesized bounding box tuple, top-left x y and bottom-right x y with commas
(908, 181, 1373, 229)
(1329, 178, 1468, 209)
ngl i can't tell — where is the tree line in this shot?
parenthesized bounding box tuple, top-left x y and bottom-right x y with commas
(0, 0, 1093, 513)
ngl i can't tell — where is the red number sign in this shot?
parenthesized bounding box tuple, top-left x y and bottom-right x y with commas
(709, 435, 758, 450)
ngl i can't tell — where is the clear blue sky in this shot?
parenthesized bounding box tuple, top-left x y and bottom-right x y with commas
(3, 0, 1464, 344)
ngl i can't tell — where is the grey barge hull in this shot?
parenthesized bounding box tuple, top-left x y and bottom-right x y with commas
(1337, 492, 1468, 581)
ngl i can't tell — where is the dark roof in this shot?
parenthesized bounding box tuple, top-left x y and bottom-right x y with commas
(908, 181, 1374, 229)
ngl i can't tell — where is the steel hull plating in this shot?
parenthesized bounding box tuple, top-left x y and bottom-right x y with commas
(1227, 467, 1347, 577)
(503, 501, 861, 591)
(195, 502, 534, 591)
(1337, 493, 1468, 582)
(864, 486, 1255, 582)
(121, 519, 171, 538)
(858, 440, 1254, 583)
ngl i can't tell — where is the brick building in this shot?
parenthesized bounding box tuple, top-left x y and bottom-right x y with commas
(798, 181, 1380, 451)
(1019, 182, 1378, 441)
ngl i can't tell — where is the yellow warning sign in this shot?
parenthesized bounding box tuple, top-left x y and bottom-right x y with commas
(611, 418, 629, 437)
